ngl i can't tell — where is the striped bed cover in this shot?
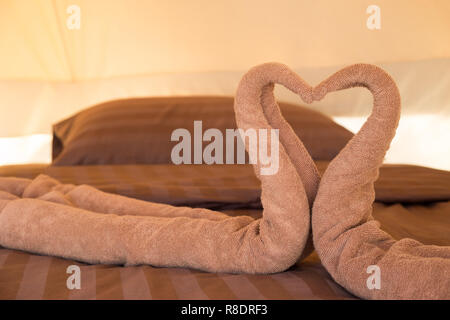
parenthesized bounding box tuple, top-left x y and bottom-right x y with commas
(1, 163, 449, 300)
(0, 248, 353, 300)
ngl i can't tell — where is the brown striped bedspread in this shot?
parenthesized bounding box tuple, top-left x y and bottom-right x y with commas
(0, 163, 449, 300)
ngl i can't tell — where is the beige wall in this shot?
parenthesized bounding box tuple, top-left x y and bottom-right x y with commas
(1, 0, 450, 81)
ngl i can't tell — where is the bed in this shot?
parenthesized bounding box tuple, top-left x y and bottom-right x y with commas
(0, 97, 449, 300)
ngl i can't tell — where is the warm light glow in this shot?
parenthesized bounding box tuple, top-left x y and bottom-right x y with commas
(0, 134, 52, 166)
(334, 115, 450, 171)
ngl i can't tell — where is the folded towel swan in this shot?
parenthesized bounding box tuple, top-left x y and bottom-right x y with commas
(309, 64, 450, 299)
(0, 62, 320, 275)
(0, 62, 448, 299)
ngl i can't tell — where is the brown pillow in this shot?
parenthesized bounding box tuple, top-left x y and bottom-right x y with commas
(52, 96, 353, 166)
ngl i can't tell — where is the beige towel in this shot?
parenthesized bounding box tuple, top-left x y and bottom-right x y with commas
(0, 63, 321, 274)
(310, 64, 450, 299)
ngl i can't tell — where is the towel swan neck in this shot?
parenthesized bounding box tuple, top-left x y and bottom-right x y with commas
(234, 62, 321, 206)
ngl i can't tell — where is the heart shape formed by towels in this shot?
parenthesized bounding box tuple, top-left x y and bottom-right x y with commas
(234, 62, 400, 219)
(235, 62, 449, 299)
